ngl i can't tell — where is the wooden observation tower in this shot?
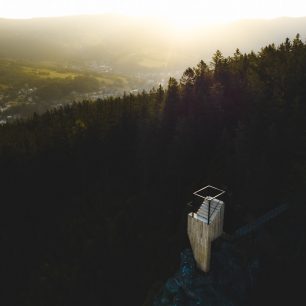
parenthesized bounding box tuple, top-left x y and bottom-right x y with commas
(187, 185, 225, 273)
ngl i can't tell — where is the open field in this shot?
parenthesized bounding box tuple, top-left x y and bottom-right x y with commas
(0, 59, 148, 120)
(22, 66, 80, 79)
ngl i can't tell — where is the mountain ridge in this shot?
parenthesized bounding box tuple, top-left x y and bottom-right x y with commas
(1, 15, 306, 73)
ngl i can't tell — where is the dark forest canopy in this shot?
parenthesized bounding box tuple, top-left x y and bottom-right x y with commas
(1, 36, 306, 306)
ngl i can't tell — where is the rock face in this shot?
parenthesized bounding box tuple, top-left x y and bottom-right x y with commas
(153, 239, 259, 306)
(151, 203, 292, 306)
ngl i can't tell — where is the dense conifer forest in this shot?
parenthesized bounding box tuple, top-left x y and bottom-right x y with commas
(1, 36, 306, 305)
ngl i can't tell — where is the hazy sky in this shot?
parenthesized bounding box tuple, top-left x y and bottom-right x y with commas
(2, 0, 306, 26)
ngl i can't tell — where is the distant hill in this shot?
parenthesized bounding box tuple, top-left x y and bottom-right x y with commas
(1, 15, 306, 73)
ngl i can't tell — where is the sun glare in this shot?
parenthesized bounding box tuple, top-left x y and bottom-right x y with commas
(1, 0, 306, 27)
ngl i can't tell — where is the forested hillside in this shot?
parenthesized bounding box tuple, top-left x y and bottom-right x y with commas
(1, 36, 306, 305)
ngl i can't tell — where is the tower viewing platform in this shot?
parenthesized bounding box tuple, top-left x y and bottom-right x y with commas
(187, 185, 225, 272)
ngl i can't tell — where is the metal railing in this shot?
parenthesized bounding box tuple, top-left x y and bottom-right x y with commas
(191, 185, 225, 224)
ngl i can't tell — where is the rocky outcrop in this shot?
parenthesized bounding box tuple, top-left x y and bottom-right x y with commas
(153, 238, 259, 306)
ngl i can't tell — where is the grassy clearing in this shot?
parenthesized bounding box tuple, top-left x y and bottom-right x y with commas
(22, 66, 80, 79)
(96, 74, 130, 86)
(0, 84, 9, 90)
(22, 65, 131, 87)
(0, 59, 142, 103)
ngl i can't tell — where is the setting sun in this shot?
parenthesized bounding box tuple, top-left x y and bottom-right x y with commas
(2, 0, 306, 27)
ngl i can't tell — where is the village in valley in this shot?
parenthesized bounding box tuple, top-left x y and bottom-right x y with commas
(0, 60, 181, 123)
